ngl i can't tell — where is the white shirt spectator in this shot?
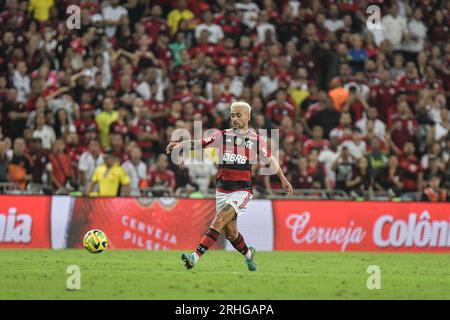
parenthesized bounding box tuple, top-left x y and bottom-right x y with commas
(122, 159, 147, 196)
(135, 69, 166, 102)
(102, 4, 128, 38)
(12, 70, 30, 103)
(288, 1, 300, 17)
(434, 123, 449, 142)
(257, 22, 276, 44)
(184, 157, 217, 194)
(403, 18, 427, 52)
(78, 151, 104, 190)
(259, 76, 278, 99)
(235, 1, 260, 30)
(381, 14, 408, 49)
(228, 77, 244, 98)
(318, 148, 339, 185)
(329, 127, 347, 140)
(339, 140, 367, 159)
(356, 118, 386, 138)
(195, 23, 224, 44)
(32, 125, 56, 150)
(369, 24, 388, 47)
(47, 96, 79, 122)
(324, 18, 344, 33)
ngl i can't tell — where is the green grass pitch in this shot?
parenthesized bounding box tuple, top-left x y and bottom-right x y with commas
(1, 249, 450, 299)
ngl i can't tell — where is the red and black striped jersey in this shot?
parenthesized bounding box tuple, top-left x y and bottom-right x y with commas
(201, 129, 271, 193)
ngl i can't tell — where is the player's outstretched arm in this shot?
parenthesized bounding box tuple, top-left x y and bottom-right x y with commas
(166, 140, 203, 155)
(269, 154, 293, 197)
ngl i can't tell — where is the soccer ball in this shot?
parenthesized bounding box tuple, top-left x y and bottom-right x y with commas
(83, 229, 108, 254)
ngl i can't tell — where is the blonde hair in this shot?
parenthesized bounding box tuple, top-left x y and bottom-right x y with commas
(230, 101, 252, 115)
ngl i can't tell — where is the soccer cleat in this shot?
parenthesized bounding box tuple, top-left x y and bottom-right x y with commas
(245, 247, 257, 271)
(181, 253, 196, 270)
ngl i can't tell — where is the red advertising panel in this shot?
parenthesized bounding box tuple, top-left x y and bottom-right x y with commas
(0, 196, 51, 248)
(273, 200, 450, 253)
(67, 197, 221, 250)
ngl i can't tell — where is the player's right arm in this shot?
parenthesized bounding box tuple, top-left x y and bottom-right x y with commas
(165, 140, 203, 154)
(166, 130, 222, 155)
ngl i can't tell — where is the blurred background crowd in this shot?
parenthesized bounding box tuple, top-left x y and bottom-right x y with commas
(0, 0, 449, 201)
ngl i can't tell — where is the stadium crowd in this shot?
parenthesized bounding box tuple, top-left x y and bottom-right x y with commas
(0, 0, 449, 201)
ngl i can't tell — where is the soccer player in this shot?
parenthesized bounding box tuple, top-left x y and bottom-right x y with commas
(166, 101, 293, 271)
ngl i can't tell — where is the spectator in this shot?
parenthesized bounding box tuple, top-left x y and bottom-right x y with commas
(8, 137, 32, 190)
(256, 10, 276, 45)
(375, 154, 405, 196)
(330, 112, 353, 141)
(86, 149, 130, 197)
(78, 139, 104, 193)
(332, 145, 355, 192)
(388, 101, 418, 150)
(73, 103, 99, 147)
(346, 156, 373, 197)
(328, 78, 350, 112)
(54, 108, 76, 138)
(102, 0, 129, 38)
(381, 2, 409, 51)
(148, 154, 176, 195)
(184, 151, 216, 194)
(356, 107, 386, 139)
(391, 141, 421, 192)
(291, 157, 316, 190)
(130, 103, 158, 161)
(28, 0, 54, 22)
(4, 89, 27, 141)
(96, 98, 119, 148)
(324, 4, 344, 33)
(12, 61, 30, 104)
(348, 34, 368, 72)
(428, 108, 449, 144)
(308, 94, 340, 138)
(403, 7, 427, 62)
(49, 139, 75, 193)
(167, 0, 196, 35)
(421, 142, 447, 171)
(338, 128, 367, 159)
(319, 136, 340, 190)
(0, 140, 8, 182)
(421, 175, 448, 202)
(27, 138, 51, 185)
(303, 125, 330, 156)
(32, 111, 56, 150)
(195, 10, 224, 44)
(122, 146, 147, 197)
(421, 155, 445, 186)
(234, 0, 260, 31)
(265, 89, 296, 127)
(307, 150, 325, 189)
(260, 64, 279, 99)
(370, 69, 397, 123)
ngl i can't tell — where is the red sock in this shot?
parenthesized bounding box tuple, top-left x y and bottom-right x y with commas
(230, 233, 249, 256)
(195, 228, 220, 257)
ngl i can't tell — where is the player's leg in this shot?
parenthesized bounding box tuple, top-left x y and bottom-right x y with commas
(223, 220, 256, 271)
(181, 204, 236, 269)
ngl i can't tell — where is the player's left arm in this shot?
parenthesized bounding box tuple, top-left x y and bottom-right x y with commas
(269, 154, 293, 196)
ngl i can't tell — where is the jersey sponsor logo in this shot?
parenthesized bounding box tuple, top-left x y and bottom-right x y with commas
(222, 153, 247, 164)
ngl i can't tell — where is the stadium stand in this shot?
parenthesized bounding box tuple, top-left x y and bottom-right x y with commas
(0, 0, 448, 201)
